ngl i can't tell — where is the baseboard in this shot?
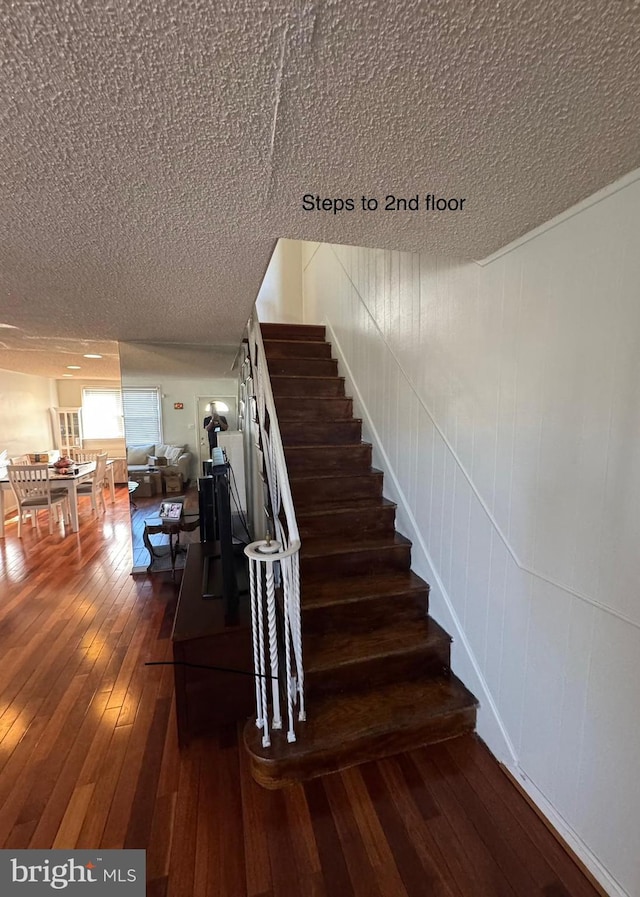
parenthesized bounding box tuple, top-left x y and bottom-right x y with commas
(503, 763, 627, 897)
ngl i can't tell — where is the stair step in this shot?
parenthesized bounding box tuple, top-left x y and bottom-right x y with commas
(275, 396, 354, 420)
(263, 338, 333, 359)
(290, 469, 384, 508)
(279, 418, 362, 446)
(244, 673, 478, 788)
(272, 375, 345, 397)
(302, 570, 430, 633)
(301, 532, 412, 578)
(267, 356, 338, 377)
(297, 498, 396, 538)
(285, 443, 372, 474)
(261, 323, 326, 342)
(305, 617, 452, 698)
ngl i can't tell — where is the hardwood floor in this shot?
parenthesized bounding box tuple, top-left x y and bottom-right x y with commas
(0, 490, 603, 896)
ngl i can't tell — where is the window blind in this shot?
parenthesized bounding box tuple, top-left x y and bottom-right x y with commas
(82, 388, 124, 439)
(122, 388, 163, 444)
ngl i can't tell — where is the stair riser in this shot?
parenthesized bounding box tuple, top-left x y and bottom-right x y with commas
(267, 357, 338, 377)
(275, 397, 354, 420)
(306, 644, 451, 699)
(301, 544, 411, 578)
(264, 340, 332, 359)
(272, 377, 345, 397)
(302, 590, 429, 635)
(261, 323, 326, 342)
(247, 708, 477, 789)
(280, 420, 362, 446)
(286, 444, 372, 475)
(298, 505, 396, 539)
(290, 473, 383, 509)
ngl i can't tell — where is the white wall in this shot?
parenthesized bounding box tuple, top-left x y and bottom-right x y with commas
(256, 238, 303, 323)
(0, 368, 56, 457)
(301, 172, 640, 897)
(0, 368, 57, 512)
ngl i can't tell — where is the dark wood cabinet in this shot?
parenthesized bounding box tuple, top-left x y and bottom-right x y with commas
(171, 542, 254, 744)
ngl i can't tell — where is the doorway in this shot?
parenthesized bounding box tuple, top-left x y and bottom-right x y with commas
(197, 396, 238, 469)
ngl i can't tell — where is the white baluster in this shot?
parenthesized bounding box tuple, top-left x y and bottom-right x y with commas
(255, 563, 270, 747)
(249, 558, 263, 728)
(283, 564, 296, 742)
(291, 551, 306, 721)
(265, 559, 282, 730)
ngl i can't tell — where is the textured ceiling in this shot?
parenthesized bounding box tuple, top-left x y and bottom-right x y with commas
(0, 331, 120, 380)
(1, 0, 639, 366)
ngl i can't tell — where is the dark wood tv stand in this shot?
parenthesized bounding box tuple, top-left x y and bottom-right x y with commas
(171, 541, 254, 745)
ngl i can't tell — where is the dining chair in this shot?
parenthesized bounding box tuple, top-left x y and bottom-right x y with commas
(76, 452, 108, 514)
(9, 454, 30, 465)
(7, 464, 71, 537)
(71, 449, 111, 489)
(70, 449, 100, 462)
(5, 454, 34, 527)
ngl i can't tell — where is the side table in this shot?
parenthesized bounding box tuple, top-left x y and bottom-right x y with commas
(143, 510, 200, 577)
(128, 480, 140, 509)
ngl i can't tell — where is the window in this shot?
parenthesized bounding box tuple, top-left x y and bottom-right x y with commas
(82, 388, 124, 439)
(122, 387, 163, 444)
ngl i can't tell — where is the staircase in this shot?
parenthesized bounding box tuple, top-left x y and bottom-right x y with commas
(244, 322, 477, 788)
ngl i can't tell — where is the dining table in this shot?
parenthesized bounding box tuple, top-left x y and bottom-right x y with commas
(0, 460, 116, 538)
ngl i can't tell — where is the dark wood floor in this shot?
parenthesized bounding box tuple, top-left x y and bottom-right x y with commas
(0, 490, 603, 897)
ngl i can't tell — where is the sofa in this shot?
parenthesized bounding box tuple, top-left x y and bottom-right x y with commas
(126, 443, 192, 484)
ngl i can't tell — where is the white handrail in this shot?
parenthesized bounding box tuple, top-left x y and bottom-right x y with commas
(244, 312, 305, 746)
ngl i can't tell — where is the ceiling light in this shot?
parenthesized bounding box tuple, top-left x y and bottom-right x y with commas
(0, 323, 19, 329)
(62, 373, 73, 377)
(67, 365, 81, 370)
(83, 353, 102, 359)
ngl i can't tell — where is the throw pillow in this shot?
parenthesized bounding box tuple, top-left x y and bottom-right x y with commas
(165, 445, 183, 464)
(127, 444, 155, 465)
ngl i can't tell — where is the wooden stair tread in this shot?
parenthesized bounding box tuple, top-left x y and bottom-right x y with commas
(280, 416, 363, 425)
(245, 673, 477, 763)
(279, 419, 363, 447)
(297, 497, 383, 510)
(286, 442, 367, 450)
(263, 338, 331, 347)
(261, 323, 326, 341)
(289, 469, 384, 507)
(302, 570, 429, 607)
(272, 374, 344, 382)
(305, 616, 450, 672)
(290, 468, 384, 482)
(301, 531, 410, 559)
(276, 397, 352, 414)
(297, 497, 396, 520)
